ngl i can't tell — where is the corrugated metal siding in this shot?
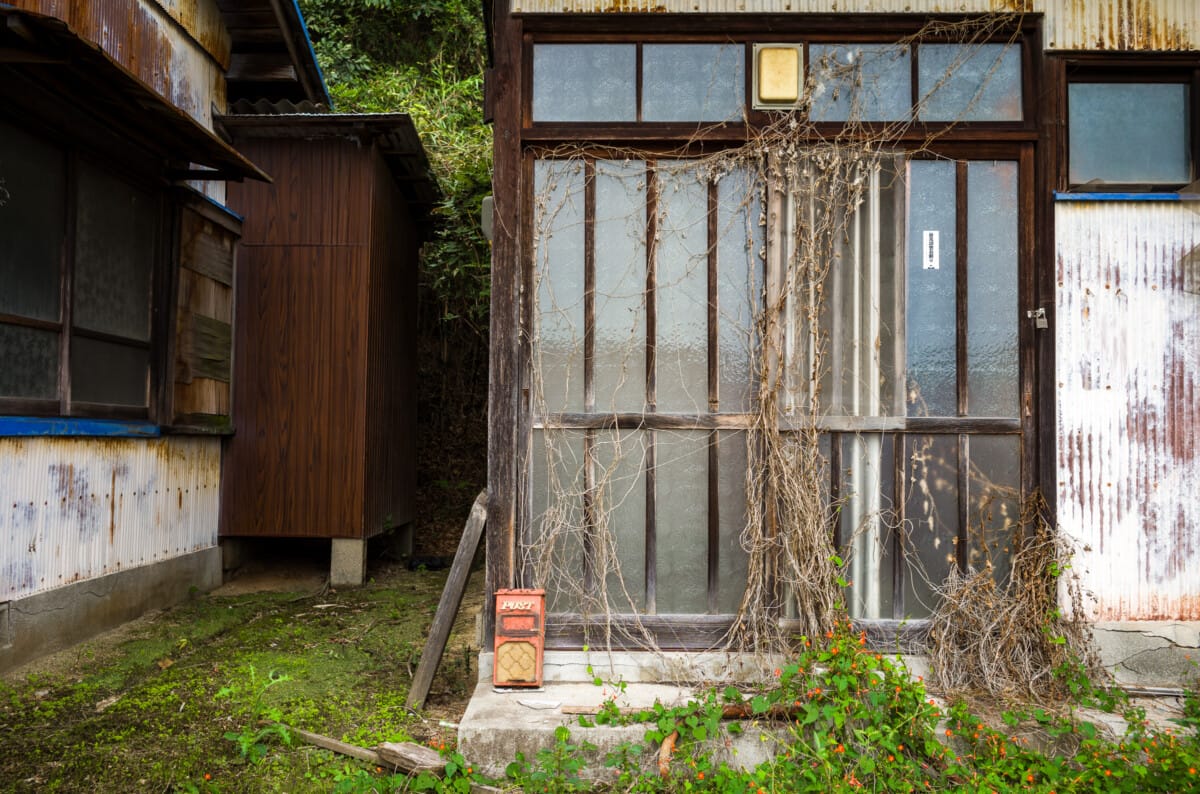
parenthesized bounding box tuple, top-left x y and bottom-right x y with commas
(509, 0, 1200, 50)
(1, 437, 220, 601)
(1056, 202, 1200, 621)
(7, 0, 227, 124)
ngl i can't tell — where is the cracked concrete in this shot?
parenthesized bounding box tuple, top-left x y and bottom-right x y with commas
(1093, 621, 1200, 687)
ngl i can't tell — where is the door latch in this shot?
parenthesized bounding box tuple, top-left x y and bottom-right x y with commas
(1026, 307, 1048, 329)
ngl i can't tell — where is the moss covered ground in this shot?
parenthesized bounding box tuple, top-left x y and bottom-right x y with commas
(0, 560, 480, 793)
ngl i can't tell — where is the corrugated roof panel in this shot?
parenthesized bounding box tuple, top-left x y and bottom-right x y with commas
(0, 437, 220, 602)
(1056, 201, 1200, 621)
(510, 0, 1200, 50)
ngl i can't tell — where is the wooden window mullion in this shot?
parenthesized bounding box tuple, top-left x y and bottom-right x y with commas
(644, 161, 658, 614)
(60, 149, 77, 416)
(582, 159, 598, 594)
(706, 179, 720, 613)
(892, 433, 906, 620)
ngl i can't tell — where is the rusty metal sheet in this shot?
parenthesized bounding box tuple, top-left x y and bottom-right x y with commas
(1056, 201, 1200, 621)
(0, 437, 220, 602)
(508, 0, 1200, 50)
(5, 0, 228, 124)
(154, 0, 233, 67)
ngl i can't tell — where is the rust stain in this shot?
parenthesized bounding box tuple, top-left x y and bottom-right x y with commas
(109, 468, 117, 544)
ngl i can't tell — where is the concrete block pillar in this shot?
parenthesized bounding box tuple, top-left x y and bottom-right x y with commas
(330, 538, 367, 587)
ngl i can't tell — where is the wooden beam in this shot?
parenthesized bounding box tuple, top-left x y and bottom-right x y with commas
(407, 491, 487, 710)
(228, 52, 296, 82)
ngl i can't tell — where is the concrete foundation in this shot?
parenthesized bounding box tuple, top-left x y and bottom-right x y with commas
(1093, 621, 1200, 688)
(458, 633, 1198, 779)
(330, 538, 367, 587)
(459, 650, 929, 780)
(0, 547, 221, 673)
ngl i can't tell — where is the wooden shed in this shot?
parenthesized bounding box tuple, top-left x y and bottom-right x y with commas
(219, 114, 436, 585)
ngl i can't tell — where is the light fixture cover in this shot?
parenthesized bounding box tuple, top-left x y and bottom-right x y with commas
(754, 44, 804, 109)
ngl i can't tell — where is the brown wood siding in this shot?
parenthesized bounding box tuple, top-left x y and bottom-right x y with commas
(362, 150, 419, 537)
(220, 243, 369, 538)
(221, 133, 419, 541)
(232, 139, 374, 248)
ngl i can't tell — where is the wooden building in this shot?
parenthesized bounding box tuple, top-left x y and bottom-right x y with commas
(219, 115, 436, 585)
(482, 0, 1200, 684)
(0, 0, 319, 670)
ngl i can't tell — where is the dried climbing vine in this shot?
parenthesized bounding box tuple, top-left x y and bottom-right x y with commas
(521, 11, 1097, 691)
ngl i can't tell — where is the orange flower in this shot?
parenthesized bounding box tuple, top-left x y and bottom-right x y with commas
(887, 754, 895, 762)
(204, 774, 212, 781)
(774, 668, 782, 677)
(835, 744, 845, 754)
(697, 772, 704, 780)
(945, 729, 953, 737)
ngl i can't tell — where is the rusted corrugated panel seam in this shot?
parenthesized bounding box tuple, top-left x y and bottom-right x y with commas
(0, 437, 220, 602)
(1056, 201, 1200, 621)
(510, 0, 1200, 51)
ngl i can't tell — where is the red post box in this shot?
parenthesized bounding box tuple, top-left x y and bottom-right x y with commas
(493, 588, 545, 687)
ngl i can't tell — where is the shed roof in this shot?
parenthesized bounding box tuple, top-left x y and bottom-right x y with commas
(0, 7, 269, 182)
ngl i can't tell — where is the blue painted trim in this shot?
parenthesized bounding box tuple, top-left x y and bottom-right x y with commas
(291, 0, 332, 108)
(1055, 192, 1200, 202)
(0, 417, 161, 438)
(192, 190, 244, 222)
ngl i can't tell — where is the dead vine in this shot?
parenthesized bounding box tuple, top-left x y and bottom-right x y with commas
(928, 492, 1102, 698)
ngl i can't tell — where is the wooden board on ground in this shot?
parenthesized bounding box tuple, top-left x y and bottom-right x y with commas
(406, 490, 487, 710)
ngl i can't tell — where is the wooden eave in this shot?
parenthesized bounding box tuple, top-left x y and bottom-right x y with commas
(214, 0, 331, 108)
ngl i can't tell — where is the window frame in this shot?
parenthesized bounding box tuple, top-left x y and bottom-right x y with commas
(1060, 54, 1200, 193)
(520, 21, 1039, 140)
(509, 16, 1045, 650)
(0, 116, 171, 422)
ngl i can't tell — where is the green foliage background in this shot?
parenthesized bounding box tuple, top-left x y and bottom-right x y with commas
(300, 0, 493, 333)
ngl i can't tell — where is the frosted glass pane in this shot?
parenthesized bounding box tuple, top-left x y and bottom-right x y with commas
(826, 158, 904, 418)
(74, 162, 156, 341)
(904, 434, 958, 618)
(594, 160, 647, 414)
(594, 430, 647, 612)
(655, 430, 708, 614)
(533, 160, 586, 413)
(842, 433, 896, 620)
(1069, 83, 1190, 185)
(531, 430, 587, 612)
(70, 336, 148, 406)
(0, 324, 58, 399)
(918, 43, 1021, 122)
(656, 161, 709, 412)
(533, 45, 636, 122)
(0, 122, 65, 322)
(810, 44, 912, 122)
(906, 160, 957, 417)
(967, 435, 1019, 587)
(967, 161, 1018, 417)
(716, 167, 762, 413)
(717, 431, 749, 613)
(643, 44, 744, 122)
